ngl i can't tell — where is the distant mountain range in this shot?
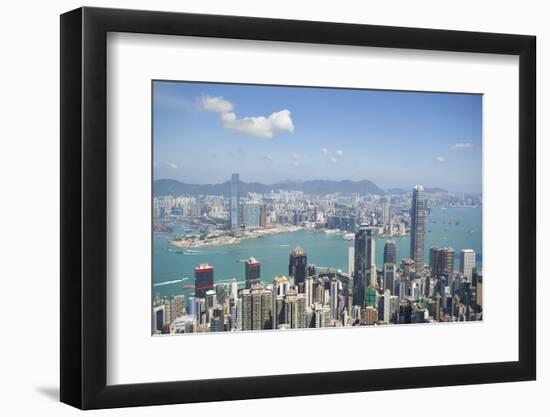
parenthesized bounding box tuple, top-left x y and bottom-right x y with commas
(154, 178, 448, 197)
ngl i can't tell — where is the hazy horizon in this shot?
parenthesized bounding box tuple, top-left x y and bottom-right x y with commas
(154, 176, 480, 195)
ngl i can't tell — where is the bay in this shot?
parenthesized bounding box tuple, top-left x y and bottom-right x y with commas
(152, 207, 482, 300)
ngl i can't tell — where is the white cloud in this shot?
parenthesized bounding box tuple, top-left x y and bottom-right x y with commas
(292, 153, 301, 161)
(167, 162, 178, 170)
(198, 96, 234, 113)
(452, 143, 474, 150)
(221, 109, 294, 139)
(434, 156, 446, 163)
(199, 95, 294, 139)
(321, 147, 343, 164)
(261, 155, 273, 162)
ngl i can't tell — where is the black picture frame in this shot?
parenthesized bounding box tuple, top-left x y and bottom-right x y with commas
(60, 6, 536, 410)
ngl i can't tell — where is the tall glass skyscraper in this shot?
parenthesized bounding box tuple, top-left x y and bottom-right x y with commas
(230, 173, 239, 229)
(288, 247, 307, 286)
(410, 185, 426, 273)
(353, 224, 375, 306)
(383, 240, 397, 265)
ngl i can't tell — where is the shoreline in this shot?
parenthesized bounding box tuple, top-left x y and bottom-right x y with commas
(169, 225, 305, 249)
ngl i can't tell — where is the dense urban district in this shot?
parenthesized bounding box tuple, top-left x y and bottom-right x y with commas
(152, 174, 482, 335)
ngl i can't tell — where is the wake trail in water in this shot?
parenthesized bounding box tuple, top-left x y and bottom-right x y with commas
(153, 279, 184, 287)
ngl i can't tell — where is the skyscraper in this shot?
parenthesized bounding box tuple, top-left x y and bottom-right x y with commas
(459, 249, 476, 280)
(429, 247, 442, 277)
(353, 224, 376, 306)
(261, 289, 272, 329)
(230, 173, 239, 229)
(383, 289, 392, 323)
(441, 247, 455, 276)
(410, 185, 426, 273)
(260, 204, 267, 228)
(398, 299, 412, 324)
(366, 287, 378, 308)
(429, 246, 454, 279)
(241, 289, 251, 330)
(383, 240, 397, 265)
(383, 263, 396, 293)
(348, 246, 355, 277)
(245, 257, 261, 288)
(250, 284, 263, 331)
(330, 279, 339, 320)
(381, 196, 390, 226)
(243, 200, 261, 229)
(194, 263, 214, 298)
(304, 276, 314, 308)
(230, 278, 238, 300)
(289, 247, 307, 286)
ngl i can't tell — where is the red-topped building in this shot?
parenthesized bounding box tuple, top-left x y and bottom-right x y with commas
(194, 263, 214, 298)
(245, 257, 261, 289)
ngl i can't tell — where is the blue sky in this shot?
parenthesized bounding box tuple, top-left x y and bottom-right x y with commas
(153, 81, 482, 193)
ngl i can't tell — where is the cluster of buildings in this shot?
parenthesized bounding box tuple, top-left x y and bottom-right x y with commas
(152, 185, 483, 335)
(153, 174, 481, 238)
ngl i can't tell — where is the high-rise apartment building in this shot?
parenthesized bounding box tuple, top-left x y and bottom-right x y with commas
(459, 249, 476, 280)
(243, 201, 261, 229)
(430, 246, 455, 278)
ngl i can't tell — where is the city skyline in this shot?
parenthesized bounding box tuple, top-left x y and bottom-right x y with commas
(152, 81, 483, 335)
(153, 81, 482, 193)
(153, 177, 483, 334)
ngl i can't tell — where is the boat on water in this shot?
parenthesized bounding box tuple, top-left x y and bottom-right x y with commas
(168, 249, 183, 254)
(342, 233, 355, 240)
(182, 284, 194, 289)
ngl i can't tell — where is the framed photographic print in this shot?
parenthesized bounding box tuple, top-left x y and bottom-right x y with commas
(60, 7, 536, 410)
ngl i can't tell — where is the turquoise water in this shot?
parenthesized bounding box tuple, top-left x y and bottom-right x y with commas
(153, 207, 482, 300)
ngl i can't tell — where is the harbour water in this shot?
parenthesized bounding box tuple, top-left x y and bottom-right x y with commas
(153, 207, 482, 300)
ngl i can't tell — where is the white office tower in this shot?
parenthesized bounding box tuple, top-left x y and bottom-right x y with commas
(383, 289, 392, 323)
(348, 246, 355, 276)
(459, 249, 476, 280)
(230, 278, 238, 300)
(330, 279, 339, 320)
(304, 276, 313, 308)
(369, 264, 377, 288)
